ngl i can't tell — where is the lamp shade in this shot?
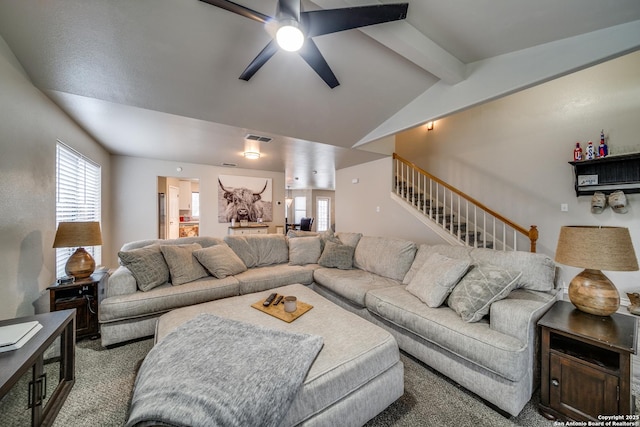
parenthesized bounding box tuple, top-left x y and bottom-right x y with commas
(555, 226, 638, 272)
(53, 221, 103, 248)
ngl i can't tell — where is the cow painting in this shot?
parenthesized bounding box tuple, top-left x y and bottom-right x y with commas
(218, 178, 269, 222)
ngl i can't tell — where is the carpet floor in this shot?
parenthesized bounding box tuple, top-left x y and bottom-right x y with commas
(45, 337, 575, 427)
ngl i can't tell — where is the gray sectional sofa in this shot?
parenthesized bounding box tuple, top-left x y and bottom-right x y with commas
(99, 231, 557, 416)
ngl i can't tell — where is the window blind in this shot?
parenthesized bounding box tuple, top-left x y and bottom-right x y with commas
(55, 141, 102, 277)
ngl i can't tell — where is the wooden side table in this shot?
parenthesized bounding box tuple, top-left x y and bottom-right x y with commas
(539, 300, 638, 421)
(47, 271, 106, 340)
(0, 310, 75, 427)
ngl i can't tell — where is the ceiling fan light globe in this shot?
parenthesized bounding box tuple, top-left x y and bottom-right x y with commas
(276, 25, 304, 52)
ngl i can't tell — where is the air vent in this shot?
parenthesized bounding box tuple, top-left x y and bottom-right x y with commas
(245, 134, 272, 143)
(221, 162, 237, 167)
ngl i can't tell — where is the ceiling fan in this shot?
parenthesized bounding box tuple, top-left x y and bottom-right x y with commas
(200, 0, 409, 88)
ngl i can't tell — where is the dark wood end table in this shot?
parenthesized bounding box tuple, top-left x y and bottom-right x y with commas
(538, 300, 638, 421)
(47, 271, 105, 340)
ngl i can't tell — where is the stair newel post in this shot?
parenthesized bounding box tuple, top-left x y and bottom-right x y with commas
(528, 226, 538, 253)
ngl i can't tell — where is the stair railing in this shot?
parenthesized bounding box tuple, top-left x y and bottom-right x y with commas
(393, 153, 538, 252)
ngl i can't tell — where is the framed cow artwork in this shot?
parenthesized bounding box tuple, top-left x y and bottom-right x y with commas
(217, 175, 273, 223)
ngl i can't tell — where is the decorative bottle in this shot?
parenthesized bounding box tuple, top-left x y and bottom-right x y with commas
(585, 141, 595, 160)
(573, 142, 583, 161)
(598, 130, 608, 158)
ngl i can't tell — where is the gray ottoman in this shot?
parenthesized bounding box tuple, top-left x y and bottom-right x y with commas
(155, 284, 404, 426)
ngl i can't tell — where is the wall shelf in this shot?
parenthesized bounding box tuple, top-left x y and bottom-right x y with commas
(569, 152, 640, 196)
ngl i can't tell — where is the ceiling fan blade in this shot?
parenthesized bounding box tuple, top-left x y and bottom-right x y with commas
(276, 0, 300, 21)
(239, 39, 279, 81)
(199, 0, 271, 24)
(302, 3, 408, 37)
(298, 38, 339, 88)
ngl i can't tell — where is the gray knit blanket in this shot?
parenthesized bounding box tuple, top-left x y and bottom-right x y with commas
(126, 314, 323, 427)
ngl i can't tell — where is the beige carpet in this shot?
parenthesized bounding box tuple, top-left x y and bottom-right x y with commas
(49, 337, 630, 426)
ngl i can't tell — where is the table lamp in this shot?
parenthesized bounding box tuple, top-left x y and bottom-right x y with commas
(53, 221, 103, 279)
(555, 226, 638, 316)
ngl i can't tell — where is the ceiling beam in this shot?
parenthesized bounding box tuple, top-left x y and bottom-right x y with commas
(310, 0, 466, 84)
(355, 19, 640, 147)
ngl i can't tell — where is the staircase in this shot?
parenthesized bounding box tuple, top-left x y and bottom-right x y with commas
(393, 153, 538, 252)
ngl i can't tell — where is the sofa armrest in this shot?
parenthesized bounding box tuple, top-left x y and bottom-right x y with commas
(489, 289, 557, 343)
(106, 266, 138, 298)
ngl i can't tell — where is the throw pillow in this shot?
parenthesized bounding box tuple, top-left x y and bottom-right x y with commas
(318, 240, 355, 270)
(160, 243, 209, 286)
(288, 236, 322, 265)
(118, 245, 170, 292)
(406, 253, 471, 307)
(447, 262, 522, 322)
(193, 244, 247, 279)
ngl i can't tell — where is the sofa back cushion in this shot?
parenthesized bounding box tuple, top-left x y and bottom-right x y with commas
(469, 247, 556, 292)
(224, 234, 289, 268)
(404, 244, 556, 292)
(119, 237, 225, 264)
(353, 236, 417, 281)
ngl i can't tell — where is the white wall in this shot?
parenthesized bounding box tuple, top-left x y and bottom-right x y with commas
(336, 157, 447, 245)
(0, 36, 111, 319)
(110, 155, 285, 259)
(395, 51, 640, 301)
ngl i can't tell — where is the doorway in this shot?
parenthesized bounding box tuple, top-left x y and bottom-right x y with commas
(158, 176, 200, 239)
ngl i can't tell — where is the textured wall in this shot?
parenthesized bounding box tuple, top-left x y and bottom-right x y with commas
(0, 36, 111, 319)
(395, 51, 640, 301)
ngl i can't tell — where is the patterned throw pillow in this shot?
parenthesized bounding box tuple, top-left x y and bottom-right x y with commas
(160, 243, 209, 286)
(447, 262, 522, 322)
(406, 253, 471, 307)
(193, 244, 247, 279)
(118, 245, 170, 292)
(318, 241, 355, 270)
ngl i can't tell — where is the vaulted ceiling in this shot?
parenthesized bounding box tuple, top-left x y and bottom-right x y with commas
(1, 1, 639, 189)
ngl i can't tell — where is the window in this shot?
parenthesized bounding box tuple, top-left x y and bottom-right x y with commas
(316, 197, 330, 232)
(294, 196, 306, 224)
(56, 141, 101, 277)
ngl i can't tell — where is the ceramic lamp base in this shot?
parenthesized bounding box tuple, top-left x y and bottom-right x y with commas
(568, 268, 620, 316)
(65, 247, 96, 279)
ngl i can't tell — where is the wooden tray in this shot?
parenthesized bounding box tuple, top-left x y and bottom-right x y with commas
(251, 298, 313, 323)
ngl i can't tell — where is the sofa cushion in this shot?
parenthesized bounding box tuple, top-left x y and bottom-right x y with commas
(193, 244, 247, 279)
(403, 244, 472, 285)
(99, 276, 240, 323)
(119, 237, 225, 263)
(447, 262, 522, 322)
(469, 247, 556, 292)
(289, 236, 322, 265)
(118, 245, 170, 292)
(160, 243, 209, 286)
(313, 268, 402, 308)
(318, 241, 355, 270)
(406, 253, 471, 307)
(354, 236, 417, 281)
(365, 285, 527, 381)
(335, 232, 363, 247)
(233, 264, 316, 294)
(224, 234, 289, 268)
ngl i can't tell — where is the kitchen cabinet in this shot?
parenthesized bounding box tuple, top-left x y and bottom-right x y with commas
(179, 181, 192, 210)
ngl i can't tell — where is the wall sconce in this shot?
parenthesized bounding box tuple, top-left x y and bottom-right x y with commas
(244, 139, 260, 159)
(426, 121, 434, 131)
